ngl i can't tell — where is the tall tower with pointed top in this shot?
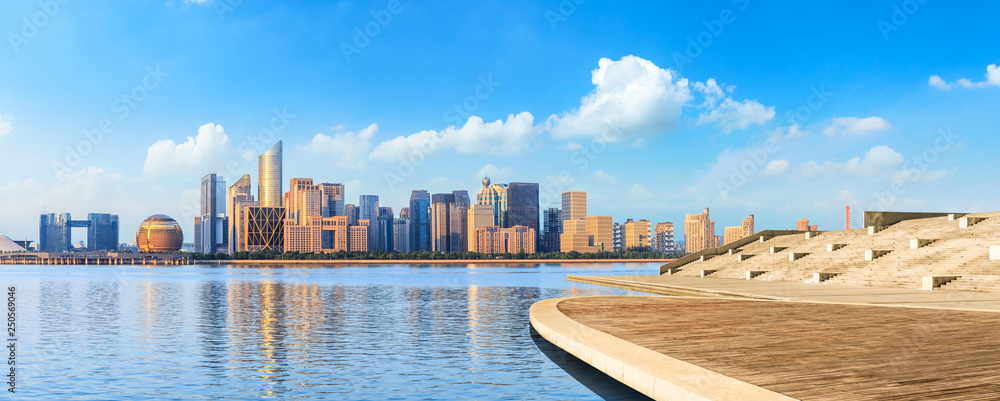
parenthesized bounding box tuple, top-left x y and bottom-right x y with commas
(258, 141, 282, 207)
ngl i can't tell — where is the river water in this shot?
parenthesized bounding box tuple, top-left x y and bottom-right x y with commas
(3, 262, 658, 400)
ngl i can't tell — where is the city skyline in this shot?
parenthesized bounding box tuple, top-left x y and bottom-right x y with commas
(2, 2, 999, 244)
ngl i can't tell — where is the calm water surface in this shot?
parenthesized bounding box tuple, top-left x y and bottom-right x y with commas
(4, 262, 658, 400)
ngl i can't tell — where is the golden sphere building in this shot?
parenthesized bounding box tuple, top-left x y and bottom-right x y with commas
(136, 214, 184, 252)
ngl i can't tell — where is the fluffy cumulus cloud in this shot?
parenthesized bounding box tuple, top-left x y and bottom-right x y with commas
(821, 117, 891, 136)
(762, 159, 789, 177)
(301, 124, 378, 169)
(0, 114, 12, 137)
(694, 79, 774, 134)
(143, 123, 248, 176)
(475, 164, 513, 183)
(589, 170, 617, 185)
(370, 113, 536, 162)
(796, 146, 903, 177)
(929, 64, 1000, 90)
(546, 56, 691, 140)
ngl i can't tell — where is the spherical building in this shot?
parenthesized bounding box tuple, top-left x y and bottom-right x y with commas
(135, 215, 184, 252)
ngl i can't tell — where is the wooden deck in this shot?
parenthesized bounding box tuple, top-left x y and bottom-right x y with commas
(557, 296, 1000, 400)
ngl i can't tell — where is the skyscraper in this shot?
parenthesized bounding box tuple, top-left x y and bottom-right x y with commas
(393, 217, 410, 253)
(39, 213, 72, 252)
(467, 204, 495, 251)
(431, 193, 456, 252)
(344, 204, 359, 225)
(542, 208, 561, 252)
(377, 206, 394, 252)
(199, 173, 227, 254)
(228, 174, 257, 254)
(561, 191, 586, 223)
(476, 177, 509, 227)
(507, 182, 539, 244)
(451, 190, 470, 252)
(258, 141, 282, 207)
(244, 206, 285, 252)
(318, 183, 344, 218)
(285, 178, 322, 225)
(359, 195, 380, 250)
(409, 190, 431, 251)
(653, 222, 680, 254)
(86, 213, 119, 251)
(685, 208, 716, 253)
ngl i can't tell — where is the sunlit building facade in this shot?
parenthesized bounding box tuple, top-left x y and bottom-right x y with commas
(244, 206, 285, 252)
(561, 191, 586, 222)
(685, 208, 717, 253)
(476, 177, 509, 228)
(136, 214, 184, 252)
(228, 174, 257, 254)
(473, 225, 536, 254)
(258, 141, 283, 208)
(467, 204, 495, 251)
(623, 219, 651, 249)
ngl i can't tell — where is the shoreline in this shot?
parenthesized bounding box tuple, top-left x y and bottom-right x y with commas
(198, 259, 675, 265)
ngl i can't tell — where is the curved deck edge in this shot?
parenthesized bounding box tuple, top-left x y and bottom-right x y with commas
(529, 296, 798, 401)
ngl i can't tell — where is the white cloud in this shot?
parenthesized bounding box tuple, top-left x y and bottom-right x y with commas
(559, 142, 584, 150)
(546, 55, 691, 140)
(301, 123, 377, 170)
(143, 123, 248, 176)
(762, 159, 789, 177)
(589, 170, 617, 185)
(0, 114, 12, 138)
(928, 75, 952, 90)
(822, 117, 891, 136)
(183, 0, 212, 5)
(891, 168, 952, 183)
(626, 184, 654, 202)
(930, 64, 1000, 89)
(696, 97, 775, 134)
(370, 113, 536, 162)
(844, 146, 903, 175)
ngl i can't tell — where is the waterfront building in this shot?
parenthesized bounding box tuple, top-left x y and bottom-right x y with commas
(409, 190, 431, 251)
(623, 219, 651, 249)
(467, 204, 495, 251)
(561, 191, 587, 223)
(797, 218, 810, 231)
(476, 177, 509, 227)
(244, 206, 285, 252)
(542, 208, 561, 253)
(685, 208, 717, 253)
(743, 214, 755, 236)
(377, 207, 394, 252)
(39, 212, 119, 252)
(284, 178, 322, 225)
(431, 193, 456, 252)
(349, 220, 370, 252)
(473, 225, 536, 254)
(451, 190, 470, 252)
(653, 222, 682, 254)
(613, 222, 623, 251)
(507, 182, 539, 239)
(587, 216, 613, 251)
(258, 141, 283, 207)
(723, 215, 755, 245)
(228, 174, 257, 254)
(0, 236, 27, 254)
(197, 173, 227, 254)
(359, 195, 380, 250)
(344, 204, 359, 225)
(393, 217, 410, 253)
(136, 214, 184, 252)
(561, 216, 613, 253)
(318, 183, 344, 218)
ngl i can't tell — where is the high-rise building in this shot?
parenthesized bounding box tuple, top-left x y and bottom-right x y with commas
(653, 222, 681, 254)
(228, 174, 257, 254)
(393, 217, 410, 253)
(561, 192, 586, 223)
(623, 219, 651, 249)
(349, 220, 370, 252)
(797, 218, 813, 231)
(244, 206, 285, 252)
(344, 204, 359, 225)
(285, 178, 322, 226)
(508, 182, 539, 247)
(377, 207, 394, 252)
(467, 204, 495, 251)
(723, 214, 755, 245)
(451, 190, 469, 252)
(684, 208, 716, 253)
(318, 183, 344, 218)
(476, 177, 509, 228)
(399, 207, 410, 220)
(431, 193, 456, 252)
(542, 208, 561, 253)
(198, 173, 227, 254)
(587, 216, 613, 251)
(258, 141, 282, 207)
(359, 195, 380, 250)
(561, 219, 591, 253)
(86, 213, 119, 251)
(474, 225, 536, 254)
(40, 213, 120, 252)
(613, 222, 624, 251)
(409, 190, 431, 251)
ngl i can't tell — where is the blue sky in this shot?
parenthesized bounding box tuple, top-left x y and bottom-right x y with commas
(1, 0, 998, 245)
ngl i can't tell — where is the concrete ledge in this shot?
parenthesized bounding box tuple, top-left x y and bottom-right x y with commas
(701, 270, 718, 278)
(804, 232, 818, 239)
(727, 249, 738, 255)
(868, 226, 888, 235)
(960, 217, 987, 228)
(746, 271, 766, 280)
(923, 276, 960, 290)
(865, 249, 892, 261)
(813, 272, 839, 283)
(911, 239, 935, 249)
(770, 246, 787, 254)
(827, 243, 847, 252)
(737, 254, 755, 262)
(948, 213, 966, 221)
(788, 252, 810, 261)
(992, 246, 1000, 261)
(663, 267, 680, 275)
(699, 255, 715, 262)
(529, 297, 797, 401)
(759, 236, 774, 243)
